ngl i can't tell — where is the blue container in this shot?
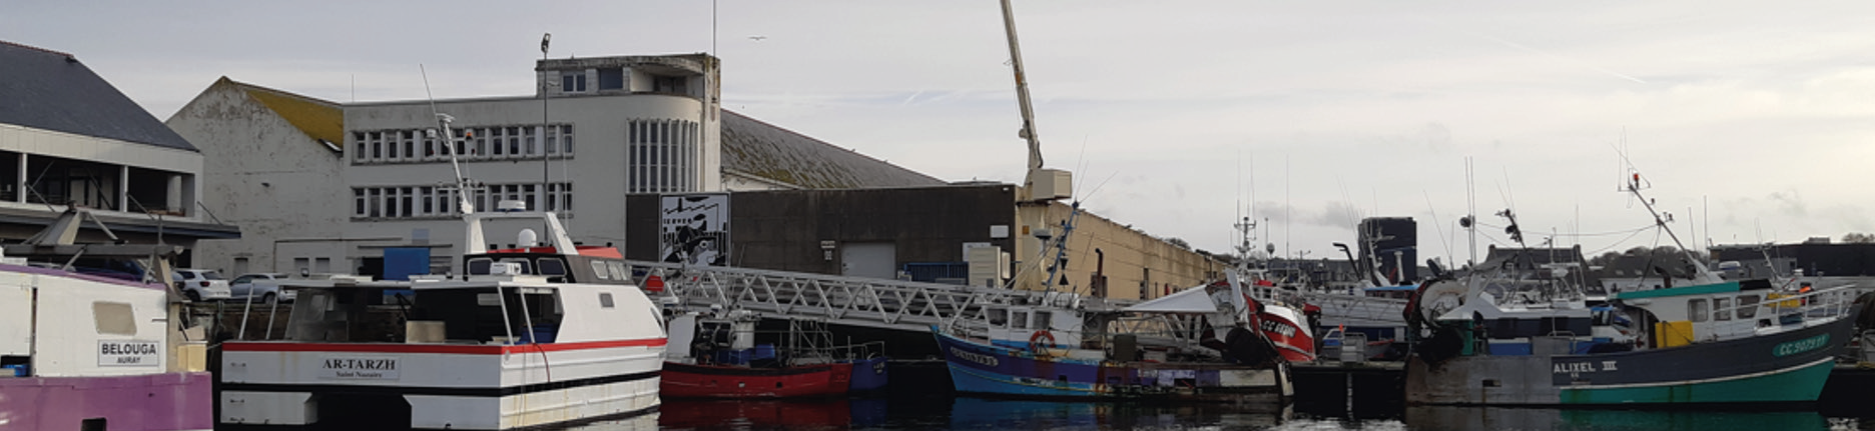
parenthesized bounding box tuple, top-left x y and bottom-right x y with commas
(713, 349, 752, 366)
(526, 324, 559, 344)
(4, 364, 27, 377)
(753, 344, 776, 360)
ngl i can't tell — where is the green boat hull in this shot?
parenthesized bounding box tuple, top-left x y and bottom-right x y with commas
(1558, 360, 1834, 404)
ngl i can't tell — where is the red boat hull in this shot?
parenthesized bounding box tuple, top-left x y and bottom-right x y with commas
(661, 361, 854, 398)
(1259, 311, 1317, 362)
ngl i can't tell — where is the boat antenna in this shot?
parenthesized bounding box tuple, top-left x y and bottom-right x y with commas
(1618, 156, 1719, 283)
(421, 64, 476, 215)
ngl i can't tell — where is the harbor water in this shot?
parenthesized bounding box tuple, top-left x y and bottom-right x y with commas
(545, 362, 1875, 431)
(551, 394, 1875, 431)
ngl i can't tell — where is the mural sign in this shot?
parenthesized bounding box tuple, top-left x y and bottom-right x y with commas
(660, 194, 730, 266)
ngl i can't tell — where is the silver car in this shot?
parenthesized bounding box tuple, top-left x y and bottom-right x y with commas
(173, 268, 232, 302)
(229, 273, 298, 303)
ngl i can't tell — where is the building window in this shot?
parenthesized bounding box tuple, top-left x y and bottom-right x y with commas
(524, 127, 538, 155)
(598, 68, 624, 90)
(420, 187, 434, 215)
(475, 128, 489, 157)
(352, 132, 367, 163)
(367, 188, 382, 217)
(399, 187, 414, 217)
(506, 127, 521, 156)
(562, 125, 574, 154)
(627, 119, 698, 193)
(353, 189, 366, 216)
(561, 71, 586, 93)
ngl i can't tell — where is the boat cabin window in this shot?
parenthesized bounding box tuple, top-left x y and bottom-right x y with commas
(590, 261, 610, 280)
(987, 308, 1007, 326)
(1012, 311, 1029, 330)
(1034, 311, 1053, 330)
(284, 287, 415, 343)
(467, 258, 492, 275)
(539, 258, 568, 277)
(599, 292, 615, 308)
(1736, 295, 1760, 319)
(607, 262, 628, 281)
(92, 302, 136, 336)
(409, 287, 565, 344)
(1714, 298, 1732, 321)
(1689, 299, 1709, 323)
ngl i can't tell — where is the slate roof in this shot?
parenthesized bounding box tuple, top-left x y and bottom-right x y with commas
(721, 110, 945, 189)
(0, 41, 197, 151)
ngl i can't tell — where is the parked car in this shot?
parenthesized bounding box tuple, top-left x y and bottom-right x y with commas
(173, 268, 232, 302)
(229, 273, 297, 303)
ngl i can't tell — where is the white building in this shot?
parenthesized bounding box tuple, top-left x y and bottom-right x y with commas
(169, 52, 941, 277)
(0, 40, 237, 253)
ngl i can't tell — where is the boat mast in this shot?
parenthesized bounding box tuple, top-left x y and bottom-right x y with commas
(1623, 171, 1719, 282)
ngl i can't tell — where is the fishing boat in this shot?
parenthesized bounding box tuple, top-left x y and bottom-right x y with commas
(933, 274, 1297, 404)
(216, 114, 666, 430)
(661, 310, 884, 398)
(1403, 173, 1859, 405)
(0, 207, 215, 431)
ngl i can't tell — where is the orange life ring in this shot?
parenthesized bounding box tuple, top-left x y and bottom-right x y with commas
(1029, 330, 1057, 351)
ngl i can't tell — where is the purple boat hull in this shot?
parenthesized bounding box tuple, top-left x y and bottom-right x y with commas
(0, 371, 214, 431)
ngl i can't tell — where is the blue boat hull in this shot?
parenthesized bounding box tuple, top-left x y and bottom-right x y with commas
(933, 329, 1289, 404)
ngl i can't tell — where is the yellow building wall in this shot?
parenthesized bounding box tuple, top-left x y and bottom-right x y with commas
(1012, 200, 1226, 300)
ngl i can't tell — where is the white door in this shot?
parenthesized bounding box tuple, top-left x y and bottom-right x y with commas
(840, 242, 897, 280)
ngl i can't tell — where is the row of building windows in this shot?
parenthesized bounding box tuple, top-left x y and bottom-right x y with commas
(629, 119, 699, 193)
(560, 70, 689, 94)
(352, 182, 574, 219)
(351, 125, 574, 164)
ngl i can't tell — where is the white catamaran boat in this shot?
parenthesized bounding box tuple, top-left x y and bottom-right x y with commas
(217, 114, 667, 430)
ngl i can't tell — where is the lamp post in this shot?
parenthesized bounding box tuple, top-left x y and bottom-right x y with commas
(539, 33, 552, 217)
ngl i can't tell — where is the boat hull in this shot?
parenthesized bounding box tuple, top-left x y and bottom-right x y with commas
(660, 361, 854, 398)
(846, 357, 889, 392)
(934, 329, 1289, 405)
(1405, 316, 1853, 405)
(1258, 308, 1316, 362)
(0, 371, 215, 431)
(218, 340, 664, 430)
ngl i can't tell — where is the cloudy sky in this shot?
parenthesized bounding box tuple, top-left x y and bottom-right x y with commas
(8, 1, 1873, 263)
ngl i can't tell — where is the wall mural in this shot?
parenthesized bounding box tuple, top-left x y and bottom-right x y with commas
(660, 193, 730, 266)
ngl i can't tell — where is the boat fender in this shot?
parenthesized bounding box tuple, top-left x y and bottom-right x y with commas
(1029, 330, 1056, 351)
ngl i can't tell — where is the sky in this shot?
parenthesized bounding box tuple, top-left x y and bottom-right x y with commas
(7, 1, 1874, 264)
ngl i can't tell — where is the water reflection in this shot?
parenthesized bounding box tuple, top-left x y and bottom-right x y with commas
(948, 397, 1292, 430)
(1402, 405, 1831, 431)
(658, 398, 861, 430)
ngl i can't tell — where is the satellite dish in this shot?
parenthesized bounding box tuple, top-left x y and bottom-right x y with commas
(518, 229, 539, 248)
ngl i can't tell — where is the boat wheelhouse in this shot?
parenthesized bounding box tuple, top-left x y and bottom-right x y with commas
(0, 208, 214, 431)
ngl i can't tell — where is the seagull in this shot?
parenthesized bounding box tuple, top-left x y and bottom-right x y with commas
(748, 36, 768, 42)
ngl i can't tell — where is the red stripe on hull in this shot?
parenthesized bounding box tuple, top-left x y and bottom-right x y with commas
(223, 338, 667, 355)
(1259, 312, 1317, 362)
(660, 362, 854, 398)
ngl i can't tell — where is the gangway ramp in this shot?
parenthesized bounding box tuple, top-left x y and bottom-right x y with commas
(627, 260, 1088, 334)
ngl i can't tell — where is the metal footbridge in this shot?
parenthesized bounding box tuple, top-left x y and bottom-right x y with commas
(626, 260, 1091, 334)
(626, 260, 1411, 336)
